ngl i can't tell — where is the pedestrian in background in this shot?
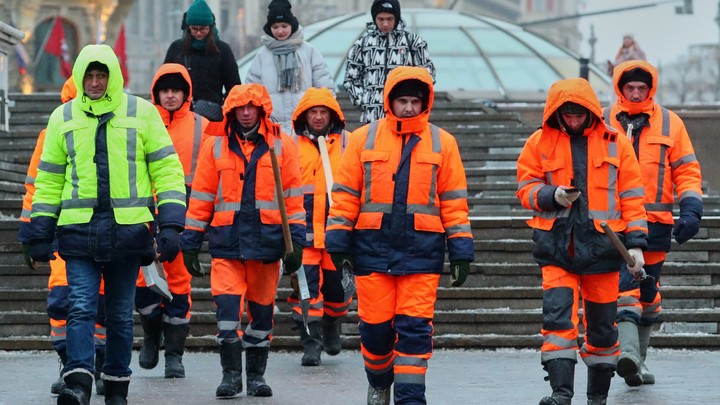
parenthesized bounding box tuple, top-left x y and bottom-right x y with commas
(516, 78, 648, 405)
(289, 87, 352, 366)
(344, 0, 436, 124)
(182, 83, 305, 399)
(165, 0, 241, 121)
(606, 34, 646, 76)
(245, 0, 334, 135)
(326, 66, 473, 405)
(604, 60, 703, 388)
(29, 44, 186, 405)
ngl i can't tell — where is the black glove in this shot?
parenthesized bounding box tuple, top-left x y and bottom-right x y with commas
(673, 216, 700, 244)
(29, 240, 55, 263)
(22, 243, 37, 270)
(183, 249, 206, 277)
(450, 260, 470, 287)
(331, 252, 353, 272)
(283, 241, 304, 274)
(156, 228, 181, 263)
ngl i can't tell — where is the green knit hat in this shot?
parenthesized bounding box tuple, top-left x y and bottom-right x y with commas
(186, 0, 215, 26)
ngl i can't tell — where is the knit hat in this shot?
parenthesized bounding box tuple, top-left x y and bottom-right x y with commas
(153, 73, 190, 101)
(372, 0, 401, 26)
(263, 0, 299, 37)
(185, 0, 215, 26)
(558, 102, 589, 115)
(619, 67, 653, 89)
(389, 79, 427, 101)
(86, 61, 109, 74)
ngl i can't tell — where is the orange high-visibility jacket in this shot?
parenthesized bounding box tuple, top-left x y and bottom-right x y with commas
(183, 83, 305, 260)
(291, 87, 350, 249)
(18, 78, 76, 243)
(150, 63, 209, 191)
(605, 60, 702, 250)
(326, 66, 474, 275)
(516, 78, 648, 273)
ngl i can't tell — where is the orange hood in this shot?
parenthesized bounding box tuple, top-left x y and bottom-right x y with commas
(613, 60, 658, 115)
(206, 83, 281, 146)
(383, 66, 434, 135)
(61, 78, 77, 103)
(151, 63, 193, 120)
(542, 78, 603, 133)
(291, 87, 345, 135)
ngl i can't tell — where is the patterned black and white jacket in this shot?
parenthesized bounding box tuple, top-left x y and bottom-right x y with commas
(343, 20, 436, 124)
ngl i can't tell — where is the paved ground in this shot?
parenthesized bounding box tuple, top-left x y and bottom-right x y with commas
(0, 348, 718, 404)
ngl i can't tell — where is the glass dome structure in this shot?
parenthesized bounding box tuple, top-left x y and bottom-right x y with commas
(237, 9, 610, 102)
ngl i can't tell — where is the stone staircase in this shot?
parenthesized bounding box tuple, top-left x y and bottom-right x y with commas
(1, 92, 718, 351)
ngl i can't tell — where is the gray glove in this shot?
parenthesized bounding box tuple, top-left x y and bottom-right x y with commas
(627, 248, 645, 274)
(554, 186, 581, 207)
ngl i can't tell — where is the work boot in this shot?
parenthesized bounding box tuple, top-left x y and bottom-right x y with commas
(103, 379, 129, 405)
(587, 365, 615, 405)
(638, 324, 656, 384)
(367, 385, 391, 405)
(322, 314, 342, 356)
(299, 321, 323, 366)
(57, 371, 93, 405)
(138, 315, 163, 370)
(616, 321, 643, 386)
(246, 347, 273, 397)
(538, 358, 575, 405)
(215, 341, 243, 398)
(163, 323, 188, 378)
(94, 349, 105, 395)
(51, 350, 67, 395)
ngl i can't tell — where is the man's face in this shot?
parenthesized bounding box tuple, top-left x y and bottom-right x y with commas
(391, 96, 422, 118)
(271, 22, 292, 41)
(158, 88, 185, 112)
(306, 106, 331, 133)
(561, 112, 588, 133)
(83, 69, 109, 100)
(189, 25, 210, 40)
(235, 103, 260, 128)
(374, 12, 396, 34)
(622, 81, 650, 103)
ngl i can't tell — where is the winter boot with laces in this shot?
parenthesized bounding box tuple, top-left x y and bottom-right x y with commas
(246, 347, 273, 397)
(57, 371, 93, 405)
(538, 358, 575, 405)
(587, 365, 615, 405)
(367, 385, 391, 405)
(215, 341, 243, 398)
(300, 321, 323, 366)
(51, 350, 67, 395)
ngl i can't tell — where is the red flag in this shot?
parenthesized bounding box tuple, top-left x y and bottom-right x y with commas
(114, 24, 130, 86)
(45, 17, 72, 79)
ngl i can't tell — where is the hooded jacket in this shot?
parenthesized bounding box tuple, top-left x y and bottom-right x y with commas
(517, 78, 648, 274)
(343, 20, 436, 124)
(604, 60, 703, 251)
(326, 66, 473, 275)
(151, 63, 209, 196)
(31, 44, 186, 260)
(182, 83, 305, 260)
(291, 87, 350, 249)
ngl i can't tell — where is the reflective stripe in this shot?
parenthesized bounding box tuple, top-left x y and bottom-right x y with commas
(363, 121, 379, 204)
(127, 125, 137, 199)
(407, 204, 440, 215)
(537, 207, 570, 219)
(112, 197, 154, 208)
(157, 190, 185, 202)
(285, 187, 303, 198)
(273, 136, 283, 157)
(439, 189, 467, 201)
(256, 200, 278, 210)
(655, 107, 670, 203)
(671, 153, 697, 170)
(395, 373, 425, 385)
(545, 333, 576, 349)
(602, 106, 611, 125)
(645, 202, 673, 212)
(216, 202, 241, 211)
(127, 95, 137, 118)
(187, 113, 203, 185)
(606, 141, 618, 215)
(245, 324, 271, 340)
(327, 215, 355, 227)
(619, 187, 644, 199)
(38, 160, 65, 174)
(136, 302, 159, 316)
(446, 223, 471, 236)
(394, 356, 427, 367)
(528, 183, 544, 211)
(589, 209, 621, 220)
(360, 203, 392, 213)
(163, 315, 190, 325)
(191, 190, 215, 202)
(306, 233, 314, 242)
(429, 124, 441, 153)
(541, 349, 577, 362)
(332, 183, 360, 198)
(288, 212, 305, 221)
(186, 217, 208, 229)
(302, 184, 315, 193)
(33, 203, 61, 215)
(63, 101, 73, 122)
(20, 208, 31, 218)
(679, 190, 702, 201)
(627, 219, 648, 229)
(66, 131, 80, 200)
(517, 177, 544, 190)
(24, 175, 35, 185)
(217, 320, 239, 331)
(214, 137, 226, 209)
(364, 121, 379, 150)
(146, 145, 176, 162)
(61, 199, 96, 209)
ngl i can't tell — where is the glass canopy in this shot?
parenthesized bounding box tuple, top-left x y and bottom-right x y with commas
(237, 9, 610, 102)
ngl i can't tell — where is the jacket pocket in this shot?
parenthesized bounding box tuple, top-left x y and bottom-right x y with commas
(414, 213, 444, 233)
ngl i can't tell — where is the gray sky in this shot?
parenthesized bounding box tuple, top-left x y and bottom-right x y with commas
(577, 0, 718, 68)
